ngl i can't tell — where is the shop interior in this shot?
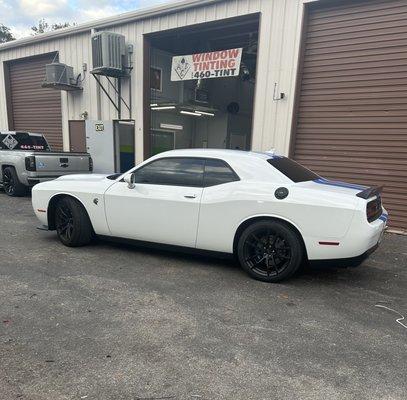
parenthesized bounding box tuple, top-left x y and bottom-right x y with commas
(148, 14, 259, 156)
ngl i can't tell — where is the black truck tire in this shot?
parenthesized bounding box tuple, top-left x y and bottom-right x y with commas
(2, 167, 27, 197)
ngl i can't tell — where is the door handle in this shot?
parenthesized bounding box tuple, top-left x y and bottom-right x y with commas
(184, 195, 197, 199)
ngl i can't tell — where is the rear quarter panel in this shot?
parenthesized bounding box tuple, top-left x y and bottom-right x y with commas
(0, 150, 29, 185)
(196, 181, 358, 255)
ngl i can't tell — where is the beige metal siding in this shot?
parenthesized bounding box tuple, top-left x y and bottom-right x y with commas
(7, 53, 63, 150)
(292, 0, 407, 231)
(0, 0, 305, 159)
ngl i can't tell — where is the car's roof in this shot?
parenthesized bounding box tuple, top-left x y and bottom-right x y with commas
(155, 148, 278, 161)
(128, 148, 291, 184)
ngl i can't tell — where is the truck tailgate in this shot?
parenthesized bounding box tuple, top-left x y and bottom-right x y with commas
(34, 152, 91, 174)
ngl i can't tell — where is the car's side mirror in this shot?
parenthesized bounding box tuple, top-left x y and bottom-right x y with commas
(124, 173, 136, 189)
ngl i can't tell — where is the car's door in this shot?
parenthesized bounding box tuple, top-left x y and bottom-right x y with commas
(196, 158, 241, 253)
(104, 157, 205, 247)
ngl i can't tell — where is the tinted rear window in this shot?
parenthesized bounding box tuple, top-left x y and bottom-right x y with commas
(0, 132, 50, 151)
(267, 157, 319, 183)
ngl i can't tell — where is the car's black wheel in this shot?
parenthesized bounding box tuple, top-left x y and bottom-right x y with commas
(237, 220, 303, 282)
(2, 167, 27, 197)
(55, 197, 93, 247)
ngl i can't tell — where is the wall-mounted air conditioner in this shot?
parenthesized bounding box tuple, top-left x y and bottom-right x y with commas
(42, 62, 82, 91)
(91, 31, 128, 77)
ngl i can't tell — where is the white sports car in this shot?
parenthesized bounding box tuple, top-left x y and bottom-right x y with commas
(32, 149, 387, 282)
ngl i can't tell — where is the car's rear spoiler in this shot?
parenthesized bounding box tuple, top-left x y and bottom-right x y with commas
(356, 186, 383, 199)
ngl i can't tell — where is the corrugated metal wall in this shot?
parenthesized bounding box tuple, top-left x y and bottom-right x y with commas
(7, 53, 63, 150)
(0, 0, 304, 158)
(291, 0, 407, 231)
(0, 31, 98, 151)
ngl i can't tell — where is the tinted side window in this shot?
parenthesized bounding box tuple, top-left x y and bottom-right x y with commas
(135, 157, 204, 187)
(267, 157, 319, 183)
(203, 159, 239, 187)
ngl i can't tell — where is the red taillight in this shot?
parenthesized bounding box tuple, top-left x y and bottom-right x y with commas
(367, 197, 382, 223)
(25, 156, 36, 171)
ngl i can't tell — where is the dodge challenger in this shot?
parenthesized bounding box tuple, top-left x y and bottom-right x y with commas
(32, 149, 387, 282)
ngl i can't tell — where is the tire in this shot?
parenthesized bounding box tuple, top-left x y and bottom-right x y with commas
(237, 220, 303, 283)
(2, 167, 27, 197)
(54, 197, 94, 247)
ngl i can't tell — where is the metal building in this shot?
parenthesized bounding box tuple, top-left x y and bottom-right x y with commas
(0, 0, 406, 232)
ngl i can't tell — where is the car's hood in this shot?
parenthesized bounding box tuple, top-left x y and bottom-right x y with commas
(55, 173, 110, 182)
(297, 178, 368, 197)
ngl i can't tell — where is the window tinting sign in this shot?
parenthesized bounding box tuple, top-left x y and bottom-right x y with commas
(171, 48, 242, 81)
(2, 134, 18, 150)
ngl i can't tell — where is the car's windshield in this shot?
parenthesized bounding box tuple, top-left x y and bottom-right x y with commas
(268, 157, 319, 183)
(0, 132, 51, 151)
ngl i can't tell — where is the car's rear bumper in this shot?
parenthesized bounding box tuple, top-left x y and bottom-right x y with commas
(306, 209, 388, 261)
(309, 241, 380, 268)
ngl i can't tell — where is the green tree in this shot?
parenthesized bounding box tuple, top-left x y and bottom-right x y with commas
(0, 24, 15, 43)
(31, 19, 75, 35)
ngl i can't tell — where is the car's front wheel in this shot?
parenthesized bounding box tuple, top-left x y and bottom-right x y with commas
(55, 197, 94, 247)
(237, 220, 303, 282)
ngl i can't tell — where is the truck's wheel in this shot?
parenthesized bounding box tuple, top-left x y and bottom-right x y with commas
(2, 167, 27, 197)
(55, 197, 94, 247)
(237, 220, 303, 282)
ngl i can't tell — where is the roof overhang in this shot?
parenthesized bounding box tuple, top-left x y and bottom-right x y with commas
(0, 0, 223, 52)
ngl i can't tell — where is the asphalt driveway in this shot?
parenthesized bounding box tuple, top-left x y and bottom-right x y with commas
(0, 193, 406, 400)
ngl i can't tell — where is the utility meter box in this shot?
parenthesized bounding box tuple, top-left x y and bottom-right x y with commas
(85, 120, 115, 174)
(91, 31, 127, 77)
(85, 120, 135, 174)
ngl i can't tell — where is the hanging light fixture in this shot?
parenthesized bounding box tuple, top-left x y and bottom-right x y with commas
(181, 110, 202, 117)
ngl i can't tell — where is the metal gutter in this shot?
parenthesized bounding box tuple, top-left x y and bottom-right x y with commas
(0, 0, 222, 51)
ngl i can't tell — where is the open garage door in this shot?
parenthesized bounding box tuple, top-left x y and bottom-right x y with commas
(6, 53, 63, 150)
(291, 0, 407, 231)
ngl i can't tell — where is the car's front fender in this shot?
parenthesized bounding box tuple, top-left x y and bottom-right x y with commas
(32, 182, 113, 235)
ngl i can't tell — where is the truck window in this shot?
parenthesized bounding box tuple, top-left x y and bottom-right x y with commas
(0, 132, 51, 151)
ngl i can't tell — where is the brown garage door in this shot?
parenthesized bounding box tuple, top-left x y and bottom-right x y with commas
(7, 53, 63, 150)
(291, 0, 407, 231)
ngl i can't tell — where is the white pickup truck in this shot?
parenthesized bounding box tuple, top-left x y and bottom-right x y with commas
(0, 131, 93, 196)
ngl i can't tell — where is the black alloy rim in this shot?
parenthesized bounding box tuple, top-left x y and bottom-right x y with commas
(56, 204, 74, 242)
(3, 169, 14, 195)
(243, 228, 292, 277)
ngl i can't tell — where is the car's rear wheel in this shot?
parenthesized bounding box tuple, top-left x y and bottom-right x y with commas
(3, 167, 27, 197)
(237, 220, 303, 282)
(55, 197, 93, 247)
